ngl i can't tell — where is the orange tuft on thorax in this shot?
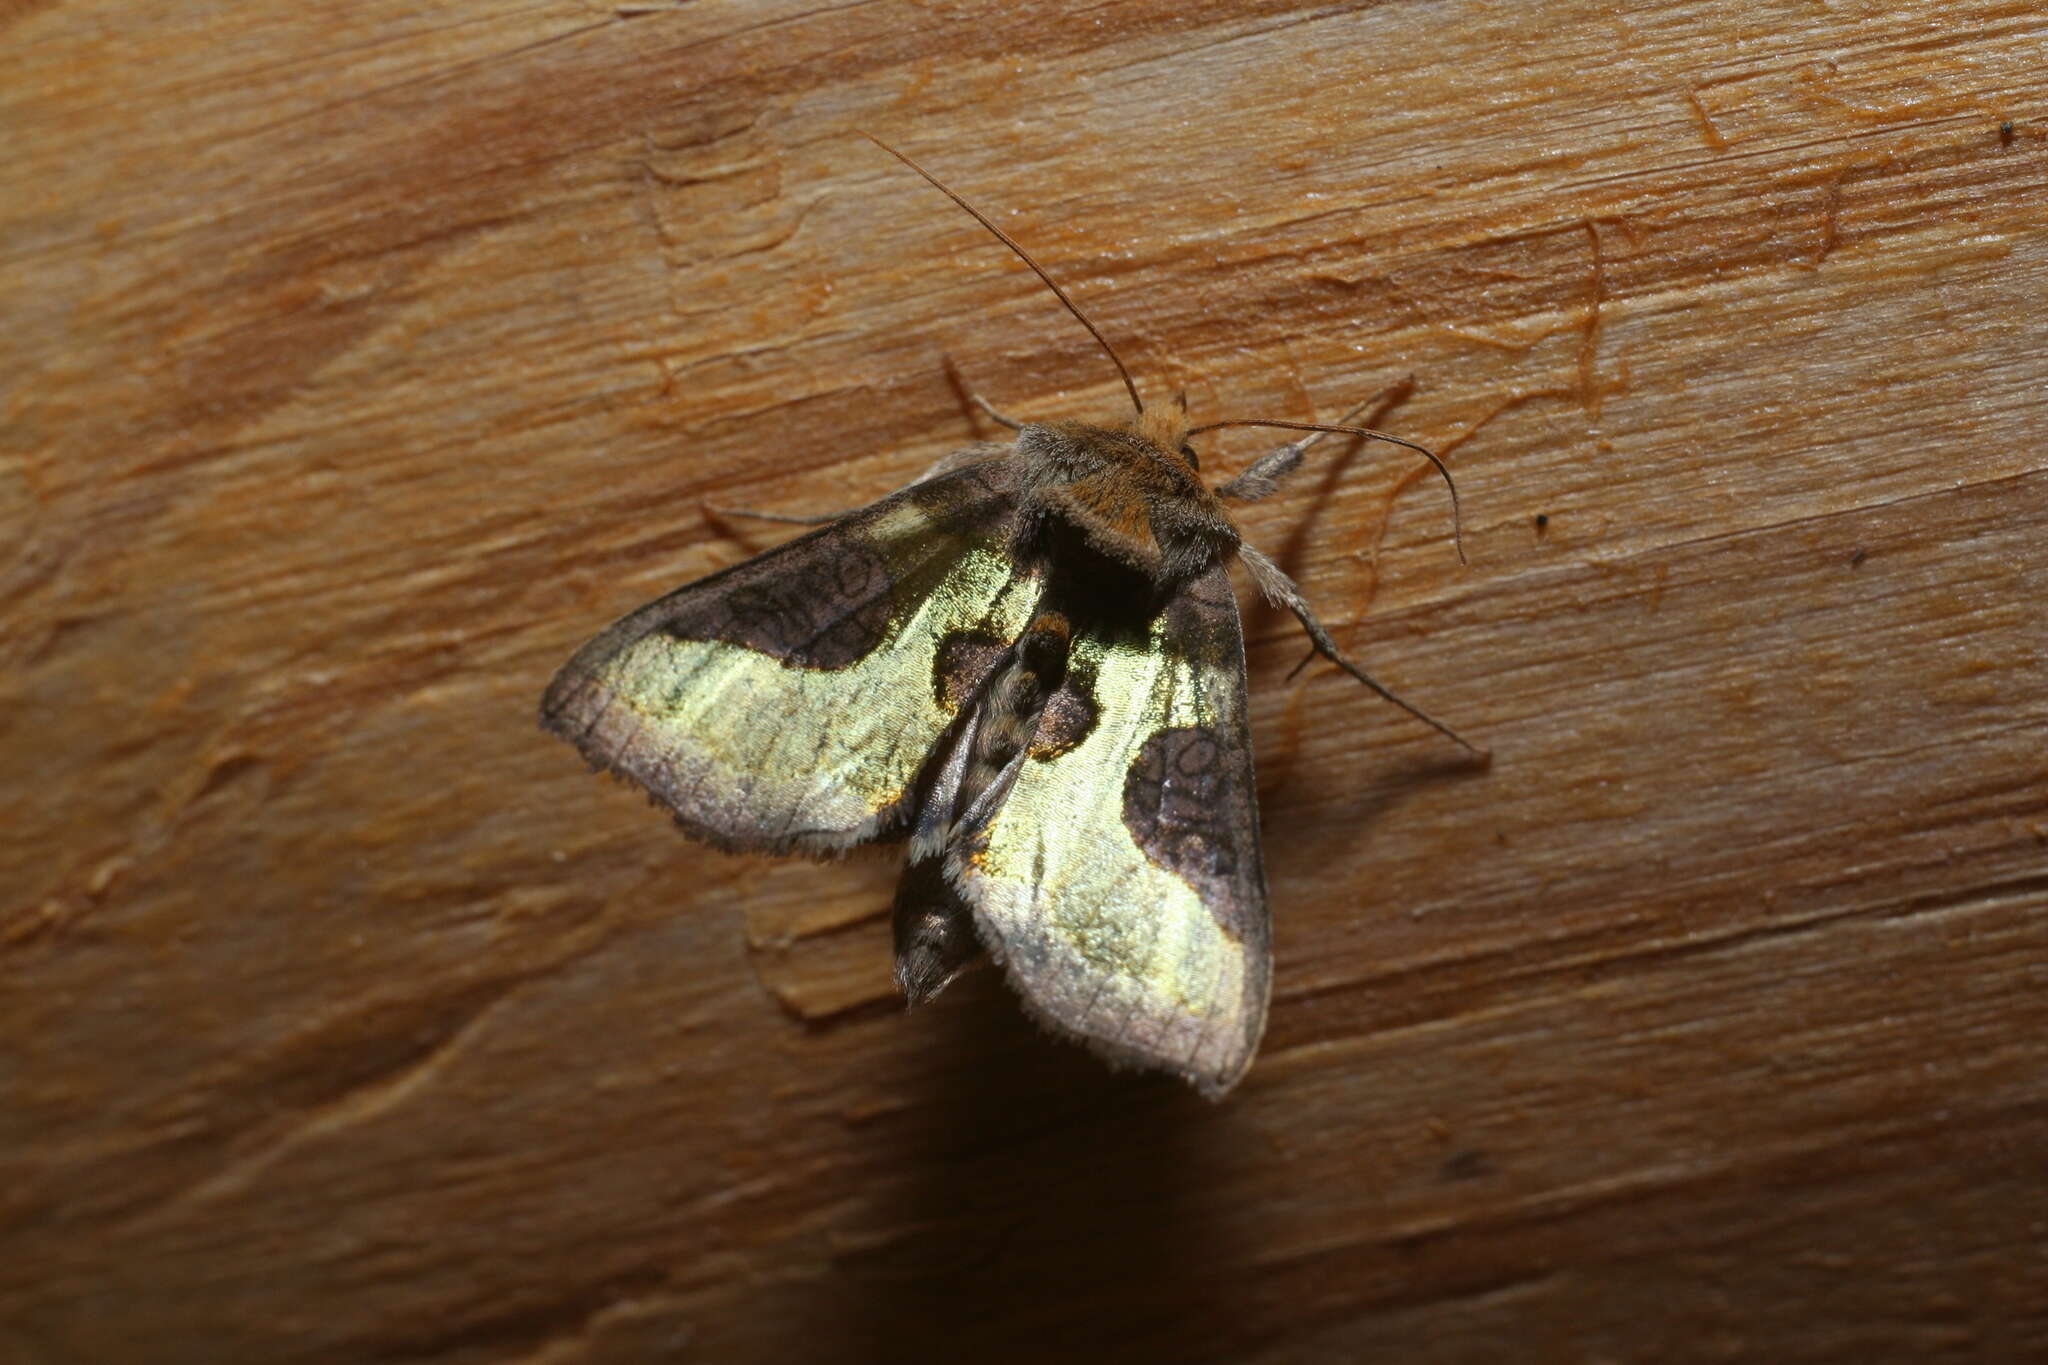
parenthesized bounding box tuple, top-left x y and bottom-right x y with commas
(1068, 473, 1159, 548)
(1135, 401, 1193, 455)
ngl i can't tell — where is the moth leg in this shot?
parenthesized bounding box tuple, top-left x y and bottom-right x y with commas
(969, 392, 1025, 432)
(1237, 543, 1489, 760)
(705, 505, 846, 526)
(1213, 440, 1306, 503)
(940, 349, 1027, 432)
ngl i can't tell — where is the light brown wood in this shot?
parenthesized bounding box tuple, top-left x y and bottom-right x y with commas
(5, 1, 2045, 1360)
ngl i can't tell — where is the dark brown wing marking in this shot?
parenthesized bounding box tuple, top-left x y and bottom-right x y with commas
(540, 459, 1039, 854)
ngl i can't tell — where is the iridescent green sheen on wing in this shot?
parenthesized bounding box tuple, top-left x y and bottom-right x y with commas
(951, 567, 1269, 1096)
(542, 461, 1038, 853)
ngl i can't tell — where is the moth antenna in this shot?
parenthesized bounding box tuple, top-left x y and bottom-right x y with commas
(1190, 418, 1467, 565)
(863, 132, 1146, 418)
(1281, 392, 1384, 456)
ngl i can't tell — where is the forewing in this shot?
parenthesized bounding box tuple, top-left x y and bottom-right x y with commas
(541, 459, 1040, 853)
(952, 566, 1271, 1096)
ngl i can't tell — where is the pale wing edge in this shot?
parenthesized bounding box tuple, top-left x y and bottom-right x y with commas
(539, 455, 1025, 855)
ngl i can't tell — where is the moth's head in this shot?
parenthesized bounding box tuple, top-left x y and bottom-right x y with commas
(1017, 403, 1239, 592)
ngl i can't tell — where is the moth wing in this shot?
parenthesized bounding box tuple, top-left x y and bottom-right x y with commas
(542, 458, 1040, 854)
(952, 566, 1271, 1096)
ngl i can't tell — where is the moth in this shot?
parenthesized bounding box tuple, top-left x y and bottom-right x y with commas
(541, 139, 1482, 1097)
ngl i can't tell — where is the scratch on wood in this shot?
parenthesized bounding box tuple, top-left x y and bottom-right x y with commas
(501, 1291, 697, 1365)
(1333, 408, 1463, 659)
(115, 974, 543, 1236)
(1251, 1124, 1868, 1270)
(6, 847, 143, 945)
(1685, 85, 1729, 152)
(633, 149, 688, 258)
(1645, 560, 1671, 614)
(742, 890, 891, 956)
(1795, 57, 1962, 125)
(1577, 219, 1606, 418)
(1433, 386, 1577, 463)
(397, 1267, 677, 1363)
(1334, 530, 1390, 662)
(630, 150, 696, 364)
(1432, 319, 1571, 352)
(190, 750, 269, 805)
(724, 196, 822, 262)
(240, 18, 621, 140)
(1802, 172, 1846, 270)
(636, 111, 769, 189)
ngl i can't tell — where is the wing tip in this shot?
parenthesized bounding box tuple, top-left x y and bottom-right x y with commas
(538, 670, 899, 859)
(994, 971, 1265, 1100)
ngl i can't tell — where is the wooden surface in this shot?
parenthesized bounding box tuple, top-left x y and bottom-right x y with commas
(5, 2, 2046, 1361)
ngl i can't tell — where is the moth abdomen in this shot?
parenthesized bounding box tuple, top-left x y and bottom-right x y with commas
(892, 856, 979, 1006)
(893, 606, 1075, 1006)
(970, 610, 1070, 758)
(938, 607, 1070, 838)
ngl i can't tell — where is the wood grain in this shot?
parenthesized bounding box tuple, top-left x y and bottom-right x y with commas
(4, 1, 2045, 1361)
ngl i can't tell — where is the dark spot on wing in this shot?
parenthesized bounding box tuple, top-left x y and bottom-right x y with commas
(934, 631, 1008, 710)
(1029, 660, 1098, 759)
(1124, 725, 1238, 882)
(660, 533, 894, 669)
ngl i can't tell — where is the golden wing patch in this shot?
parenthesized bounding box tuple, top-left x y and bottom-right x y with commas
(542, 460, 1039, 853)
(949, 566, 1270, 1096)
